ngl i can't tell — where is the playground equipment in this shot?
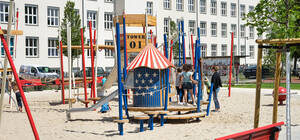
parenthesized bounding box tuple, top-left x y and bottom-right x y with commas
(216, 122, 284, 140)
(272, 87, 287, 105)
(254, 38, 300, 139)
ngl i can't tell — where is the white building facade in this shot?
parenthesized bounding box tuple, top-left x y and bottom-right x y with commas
(0, 0, 260, 73)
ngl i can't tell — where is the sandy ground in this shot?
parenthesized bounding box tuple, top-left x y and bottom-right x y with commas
(0, 87, 300, 140)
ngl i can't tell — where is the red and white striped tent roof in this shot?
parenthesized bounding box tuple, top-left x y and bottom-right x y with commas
(127, 44, 174, 70)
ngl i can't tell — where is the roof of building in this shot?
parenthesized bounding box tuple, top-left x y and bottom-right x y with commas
(127, 44, 174, 70)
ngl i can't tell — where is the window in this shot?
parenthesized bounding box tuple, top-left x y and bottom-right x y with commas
(104, 13, 113, 30)
(240, 4, 245, 18)
(0, 2, 9, 23)
(164, 0, 171, 9)
(211, 22, 217, 37)
(231, 3, 236, 17)
(25, 37, 38, 57)
(200, 22, 207, 36)
(86, 39, 94, 57)
(176, 0, 183, 11)
(211, 44, 217, 56)
(47, 7, 59, 26)
(221, 2, 227, 16)
(200, 0, 206, 14)
(241, 45, 246, 56)
(221, 44, 227, 56)
(231, 24, 237, 38)
(240, 25, 245, 38)
(146, 2, 153, 15)
(249, 6, 254, 13)
(164, 18, 169, 34)
(188, 0, 195, 12)
(200, 43, 207, 57)
(249, 26, 254, 39)
(221, 23, 227, 38)
(1, 36, 14, 57)
(105, 41, 114, 57)
(48, 38, 58, 57)
(188, 20, 195, 35)
(210, 0, 217, 15)
(250, 45, 254, 59)
(25, 5, 38, 25)
(87, 11, 97, 29)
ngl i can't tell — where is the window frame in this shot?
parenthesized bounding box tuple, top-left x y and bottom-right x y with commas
(200, 43, 207, 57)
(200, 21, 207, 36)
(87, 10, 97, 29)
(200, 0, 206, 14)
(146, 1, 153, 15)
(250, 45, 254, 59)
(1, 36, 14, 57)
(210, 0, 217, 15)
(211, 22, 217, 37)
(104, 12, 113, 30)
(163, 0, 171, 10)
(188, 0, 195, 13)
(25, 4, 38, 25)
(211, 44, 217, 56)
(48, 38, 58, 57)
(47, 6, 59, 27)
(249, 26, 254, 39)
(240, 4, 245, 18)
(221, 44, 227, 56)
(188, 20, 195, 35)
(240, 25, 245, 38)
(104, 40, 114, 58)
(221, 23, 227, 38)
(163, 18, 169, 34)
(176, 0, 184, 11)
(25, 37, 39, 58)
(231, 24, 237, 38)
(221, 2, 227, 16)
(230, 3, 236, 17)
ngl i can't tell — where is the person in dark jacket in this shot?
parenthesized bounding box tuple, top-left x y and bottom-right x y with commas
(211, 66, 222, 111)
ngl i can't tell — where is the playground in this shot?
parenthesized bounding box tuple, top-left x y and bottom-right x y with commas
(1, 87, 300, 140)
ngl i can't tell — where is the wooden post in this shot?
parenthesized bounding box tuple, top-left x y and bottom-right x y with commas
(273, 51, 281, 124)
(0, 0, 14, 127)
(254, 47, 263, 128)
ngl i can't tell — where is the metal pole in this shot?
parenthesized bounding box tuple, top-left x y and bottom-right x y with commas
(181, 20, 186, 64)
(286, 46, 291, 140)
(88, 18, 96, 103)
(196, 0, 199, 28)
(59, 41, 65, 104)
(122, 11, 129, 119)
(81, 0, 85, 27)
(244, 37, 247, 65)
(178, 23, 181, 66)
(164, 34, 169, 111)
(80, 28, 88, 107)
(228, 32, 234, 97)
(116, 23, 124, 135)
(236, 0, 240, 84)
(145, 9, 148, 45)
(95, 7, 100, 98)
(0, 0, 14, 126)
(67, 22, 72, 110)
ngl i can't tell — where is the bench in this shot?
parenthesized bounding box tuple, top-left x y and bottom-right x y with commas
(64, 98, 76, 104)
(163, 112, 206, 121)
(134, 115, 150, 132)
(89, 97, 101, 101)
(215, 121, 284, 140)
(113, 119, 129, 135)
(158, 111, 169, 126)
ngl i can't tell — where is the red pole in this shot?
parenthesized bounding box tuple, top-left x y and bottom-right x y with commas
(228, 32, 234, 97)
(154, 36, 157, 47)
(60, 41, 65, 104)
(150, 29, 153, 43)
(89, 21, 96, 103)
(0, 34, 40, 140)
(191, 35, 195, 67)
(169, 40, 173, 62)
(80, 28, 88, 107)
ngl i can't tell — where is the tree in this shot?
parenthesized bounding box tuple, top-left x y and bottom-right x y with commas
(245, 0, 300, 73)
(60, 1, 83, 67)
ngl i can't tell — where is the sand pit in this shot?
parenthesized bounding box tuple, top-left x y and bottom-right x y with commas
(0, 87, 300, 140)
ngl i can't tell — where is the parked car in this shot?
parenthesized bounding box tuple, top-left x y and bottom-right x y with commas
(19, 65, 59, 81)
(74, 67, 107, 77)
(243, 65, 271, 79)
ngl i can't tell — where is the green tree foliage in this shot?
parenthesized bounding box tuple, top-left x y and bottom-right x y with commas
(245, 0, 300, 73)
(60, 1, 83, 61)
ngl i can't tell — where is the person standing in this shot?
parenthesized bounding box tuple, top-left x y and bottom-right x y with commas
(211, 66, 222, 111)
(11, 82, 22, 112)
(175, 67, 183, 104)
(181, 64, 198, 105)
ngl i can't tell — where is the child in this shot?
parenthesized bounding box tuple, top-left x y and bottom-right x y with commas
(11, 82, 22, 112)
(203, 76, 211, 101)
(181, 64, 198, 105)
(175, 67, 183, 104)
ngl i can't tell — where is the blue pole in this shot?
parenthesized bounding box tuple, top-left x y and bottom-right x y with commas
(122, 14, 129, 119)
(116, 23, 124, 135)
(181, 20, 185, 64)
(164, 34, 169, 111)
(197, 40, 202, 112)
(193, 40, 198, 97)
(206, 83, 214, 116)
(178, 23, 181, 66)
(197, 27, 200, 41)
